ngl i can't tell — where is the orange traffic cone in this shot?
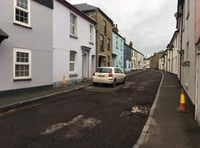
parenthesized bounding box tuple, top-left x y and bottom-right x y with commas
(178, 89, 187, 112)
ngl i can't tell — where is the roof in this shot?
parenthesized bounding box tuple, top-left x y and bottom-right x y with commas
(0, 28, 9, 43)
(74, 3, 97, 11)
(34, 0, 53, 9)
(74, 3, 113, 25)
(167, 30, 178, 48)
(56, 0, 96, 25)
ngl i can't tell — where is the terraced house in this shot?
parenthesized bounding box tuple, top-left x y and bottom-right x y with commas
(112, 25, 125, 70)
(0, 0, 53, 91)
(53, 0, 96, 87)
(74, 3, 114, 67)
(165, 0, 200, 125)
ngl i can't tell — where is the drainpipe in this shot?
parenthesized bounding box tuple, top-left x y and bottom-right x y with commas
(180, 6, 184, 86)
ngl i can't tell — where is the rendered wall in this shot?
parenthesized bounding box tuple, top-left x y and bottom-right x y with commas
(0, 1, 53, 91)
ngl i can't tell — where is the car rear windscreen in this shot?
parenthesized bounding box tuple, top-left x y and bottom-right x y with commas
(96, 68, 112, 73)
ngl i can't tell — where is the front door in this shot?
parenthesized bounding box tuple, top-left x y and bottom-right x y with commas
(81, 46, 91, 80)
(82, 52, 89, 79)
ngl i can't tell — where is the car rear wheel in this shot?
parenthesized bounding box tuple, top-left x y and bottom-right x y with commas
(122, 77, 126, 84)
(112, 79, 117, 87)
(93, 82, 97, 86)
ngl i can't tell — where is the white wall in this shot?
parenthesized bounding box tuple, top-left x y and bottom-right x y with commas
(181, 0, 196, 104)
(0, 0, 53, 91)
(53, 1, 96, 86)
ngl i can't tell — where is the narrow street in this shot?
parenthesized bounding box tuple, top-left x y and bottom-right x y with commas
(0, 70, 162, 148)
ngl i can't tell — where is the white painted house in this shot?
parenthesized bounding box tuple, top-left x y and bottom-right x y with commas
(53, 0, 96, 87)
(166, 30, 180, 77)
(0, 0, 53, 92)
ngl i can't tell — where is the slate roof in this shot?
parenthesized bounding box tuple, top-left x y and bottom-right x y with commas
(57, 0, 96, 24)
(74, 3, 113, 25)
(74, 3, 98, 12)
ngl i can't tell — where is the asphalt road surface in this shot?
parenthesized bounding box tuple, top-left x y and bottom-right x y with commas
(0, 69, 162, 148)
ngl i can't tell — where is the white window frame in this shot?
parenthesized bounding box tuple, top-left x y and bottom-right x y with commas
(70, 13, 77, 37)
(13, 48, 32, 80)
(89, 24, 94, 43)
(14, 0, 31, 27)
(69, 51, 76, 73)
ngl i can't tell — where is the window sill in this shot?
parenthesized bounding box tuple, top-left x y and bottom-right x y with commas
(89, 42, 94, 45)
(69, 73, 78, 77)
(13, 22, 32, 29)
(13, 78, 32, 81)
(70, 35, 78, 39)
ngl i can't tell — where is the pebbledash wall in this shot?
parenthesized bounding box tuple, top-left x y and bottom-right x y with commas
(53, 0, 96, 87)
(0, 0, 53, 91)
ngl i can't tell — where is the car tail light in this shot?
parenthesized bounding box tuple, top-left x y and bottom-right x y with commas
(108, 72, 113, 77)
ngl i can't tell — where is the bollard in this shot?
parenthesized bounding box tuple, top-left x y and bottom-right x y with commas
(62, 76, 67, 87)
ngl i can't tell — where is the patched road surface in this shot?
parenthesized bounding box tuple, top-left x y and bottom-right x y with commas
(0, 69, 161, 148)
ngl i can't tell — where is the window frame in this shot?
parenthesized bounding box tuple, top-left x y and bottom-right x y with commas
(13, 48, 32, 80)
(116, 36, 119, 49)
(89, 24, 94, 43)
(103, 20, 107, 34)
(69, 51, 76, 73)
(107, 38, 110, 50)
(70, 13, 77, 37)
(100, 35, 104, 51)
(14, 0, 31, 27)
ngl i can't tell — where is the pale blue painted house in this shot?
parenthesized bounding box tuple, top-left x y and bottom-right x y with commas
(112, 28, 125, 70)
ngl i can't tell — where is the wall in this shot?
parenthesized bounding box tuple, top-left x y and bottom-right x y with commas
(96, 11, 113, 67)
(181, 0, 196, 104)
(195, 0, 200, 45)
(112, 32, 124, 69)
(0, 0, 53, 91)
(53, 1, 96, 86)
(195, 0, 200, 125)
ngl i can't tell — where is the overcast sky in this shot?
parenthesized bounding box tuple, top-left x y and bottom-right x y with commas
(67, 0, 177, 57)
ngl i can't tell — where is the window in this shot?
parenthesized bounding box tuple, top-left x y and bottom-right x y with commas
(120, 39, 123, 51)
(96, 68, 112, 73)
(70, 51, 76, 72)
(100, 35, 104, 51)
(89, 25, 93, 43)
(107, 38, 110, 50)
(13, 48, 31, 80)
(14, 0, 30, 26)
(103, 20, 107, 34)
(107, 55, 110, 66)
(116, 36, 118, 49)
(70, 13, 77, 36)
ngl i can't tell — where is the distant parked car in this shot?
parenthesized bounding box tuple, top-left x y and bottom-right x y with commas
(92, 67, 126, 87)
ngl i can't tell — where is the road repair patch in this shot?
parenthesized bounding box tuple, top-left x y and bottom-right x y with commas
(41, 115, 101, 139)
(120, 105, 150, 119)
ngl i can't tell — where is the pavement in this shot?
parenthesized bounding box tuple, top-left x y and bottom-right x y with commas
(0, 70, 200, 148)
(0, 80, 92, 113)
(134, 71, 200, 148)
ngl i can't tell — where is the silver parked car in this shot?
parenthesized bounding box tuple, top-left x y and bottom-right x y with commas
(92, 67, 126, 87)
